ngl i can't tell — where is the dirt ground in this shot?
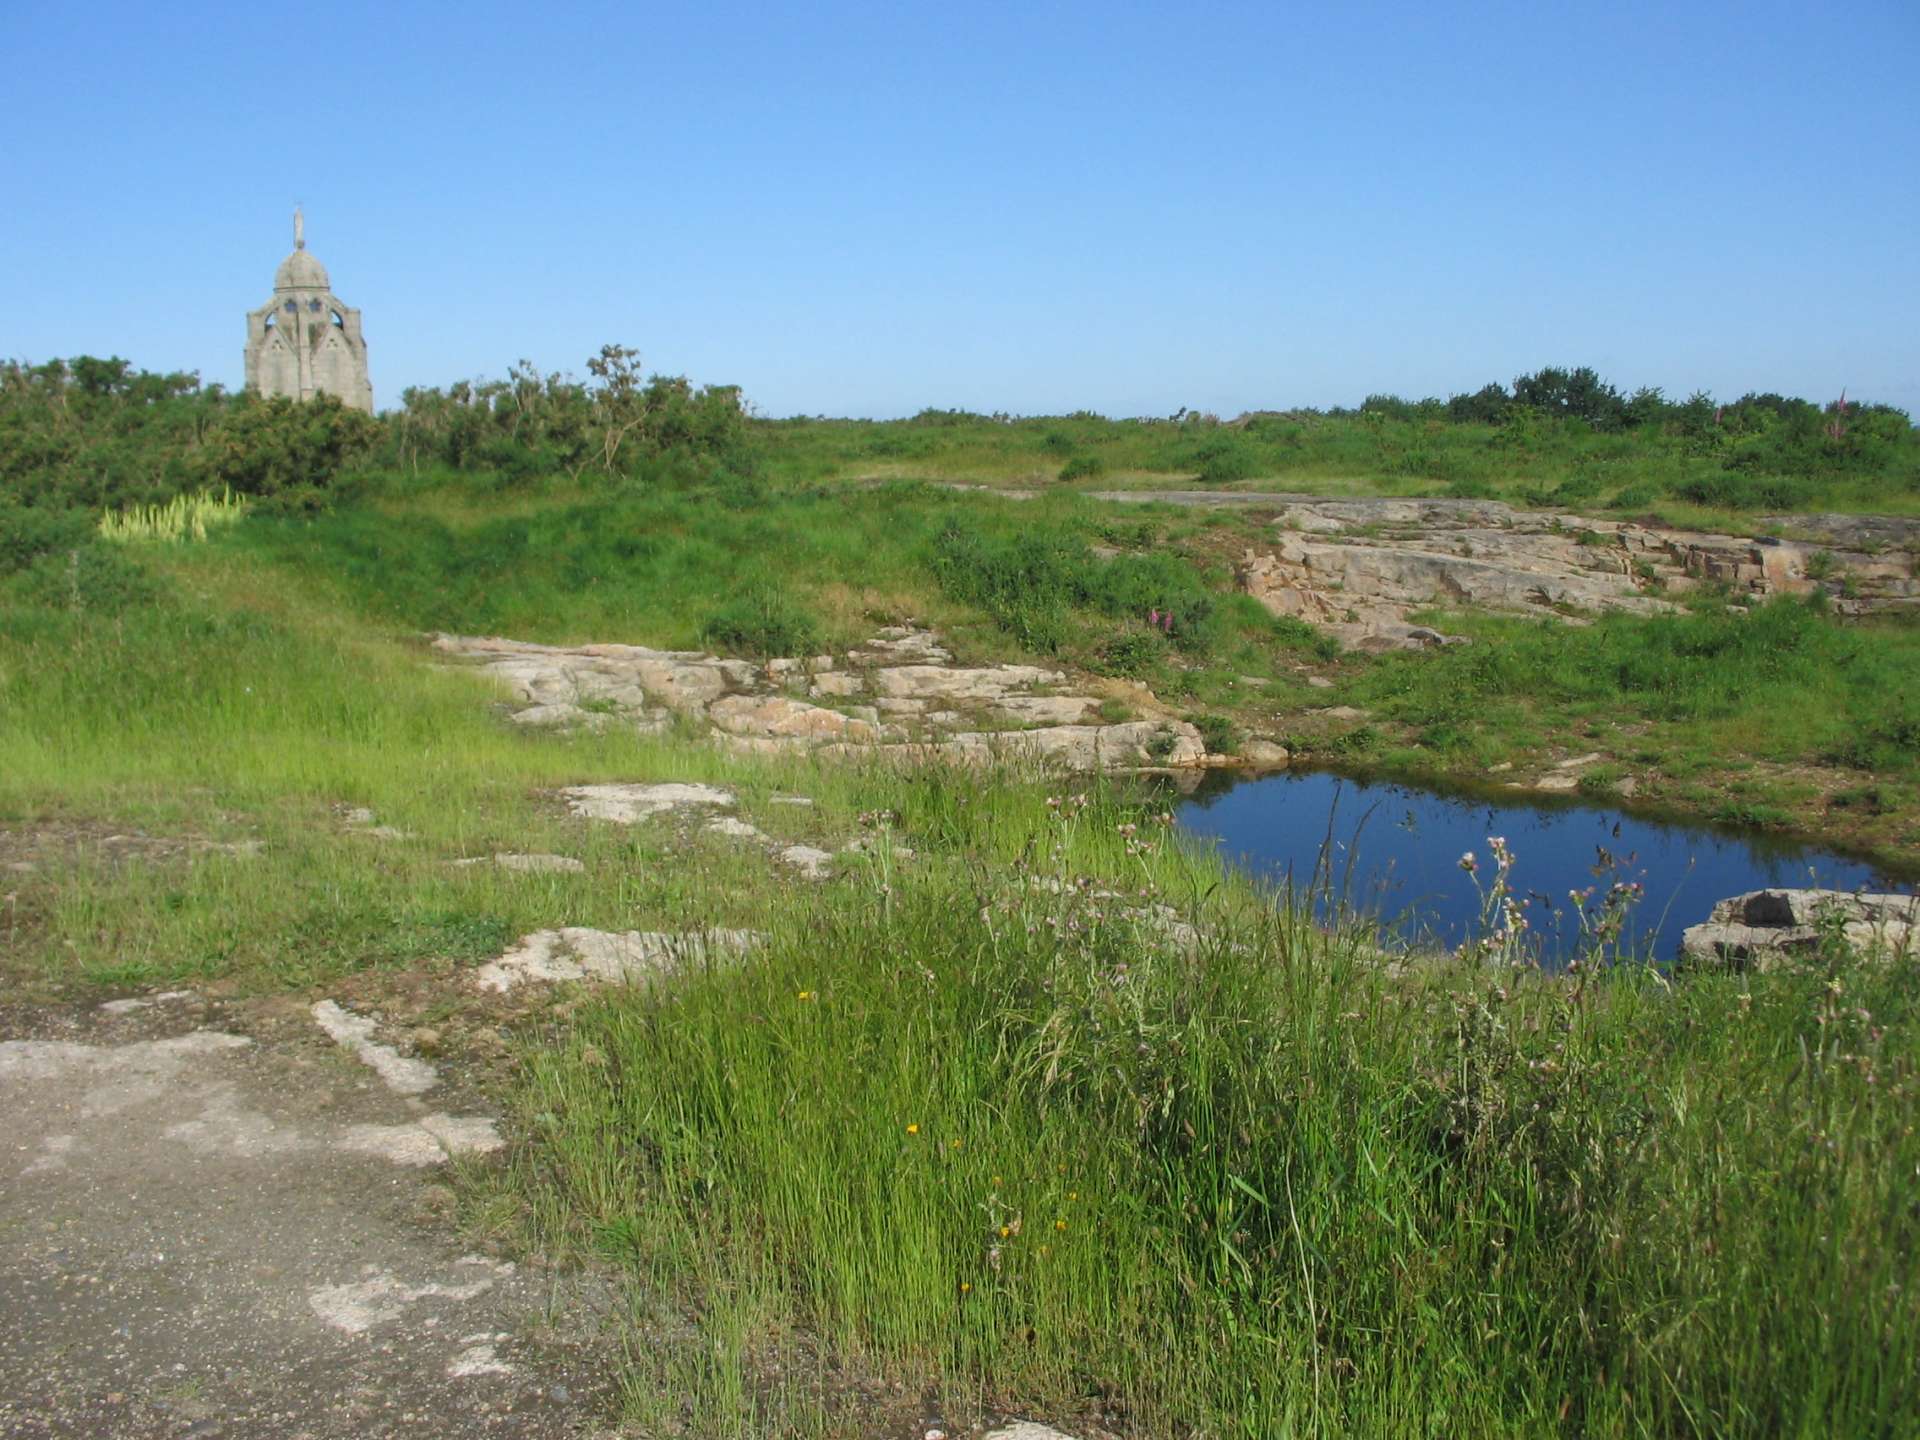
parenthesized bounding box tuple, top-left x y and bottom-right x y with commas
(0, 990, 622, 1439)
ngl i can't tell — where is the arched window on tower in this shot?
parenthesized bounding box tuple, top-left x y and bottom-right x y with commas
(329, 310, 345, 328)
(263, 313, 277, 330)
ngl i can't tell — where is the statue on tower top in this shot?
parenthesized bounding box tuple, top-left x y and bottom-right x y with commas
(294, 205, 305, 250)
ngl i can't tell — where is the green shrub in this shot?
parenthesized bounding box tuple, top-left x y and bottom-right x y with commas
(928, 521, 1079, 653)
(1823, 707, 1920, 772)
(1091, 630, 1166, 679)
(1194, 713, 1240, 754)
(202, 393, 383, 507)
(1058, 454, 1106, 482)
(699, 582, 821, 658)
(1671, 471, 1821, 511)
(0, 503, 92, 575)
(928, 521, 1222, 657)
(11, 541, 162, 617)
(1193, 438, 1259, 485)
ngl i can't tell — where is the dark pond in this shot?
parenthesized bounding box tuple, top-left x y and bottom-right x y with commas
(1173, 767, 1917, 962)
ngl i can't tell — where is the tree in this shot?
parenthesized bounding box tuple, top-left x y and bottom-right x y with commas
(1447, 382, 1511, 425)
(586, 343, 649, 476)
(1512, 366, 1626, 429)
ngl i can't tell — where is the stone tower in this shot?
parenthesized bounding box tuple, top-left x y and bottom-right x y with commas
(244, 209, 373, 412)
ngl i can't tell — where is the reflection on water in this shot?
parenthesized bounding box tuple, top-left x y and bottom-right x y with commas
(1172, 767, 1915, 961)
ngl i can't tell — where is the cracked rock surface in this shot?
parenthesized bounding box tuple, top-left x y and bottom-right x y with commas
(1681, 889, 1919, 970)
(1232, 498, 1919, 650)
(435, 627, 1209, 770)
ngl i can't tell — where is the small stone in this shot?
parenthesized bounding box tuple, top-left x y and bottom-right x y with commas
(779, 845, 836, 880)
(705, 816, 770, 842)
(561, 783, 736, 823)
(452, 852, 586, 874)
(1238, 739, 1290, 768)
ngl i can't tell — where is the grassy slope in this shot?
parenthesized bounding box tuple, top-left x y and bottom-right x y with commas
(202, 472, 1920, 865)
(757, 410, 1920, 527)
(4, 532, 1916, 1437)
(2, 465, 1918, 1435)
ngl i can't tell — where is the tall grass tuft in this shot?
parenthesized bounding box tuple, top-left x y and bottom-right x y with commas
(514, 810, 1920, 1436)
(98, 488, 247, 545)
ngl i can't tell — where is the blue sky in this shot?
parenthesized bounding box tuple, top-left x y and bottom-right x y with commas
(4, 1, 1915, 417)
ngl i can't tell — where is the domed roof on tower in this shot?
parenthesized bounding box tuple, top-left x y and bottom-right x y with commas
(273, 207, 331, 291)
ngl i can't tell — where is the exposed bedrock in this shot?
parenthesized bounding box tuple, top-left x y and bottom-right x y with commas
(433, 628, 1220, 771)
(1233, 498, 1919, 651)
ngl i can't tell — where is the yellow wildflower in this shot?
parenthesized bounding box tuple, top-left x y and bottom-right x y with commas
(906, 1123, 920, 1136)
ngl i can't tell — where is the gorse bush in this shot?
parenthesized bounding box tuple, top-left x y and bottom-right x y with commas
(9, 354, 1917, 526)
(201, 394, 383, 506)
(0, 349, 750, 517)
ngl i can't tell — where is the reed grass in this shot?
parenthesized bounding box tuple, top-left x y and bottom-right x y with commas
(97, 487, 247, 544)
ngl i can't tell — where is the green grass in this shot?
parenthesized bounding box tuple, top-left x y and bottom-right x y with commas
(1322, 597, 1920, 851)
(4, 458, 1920, 1435)
(507, 844, 1920, 1437)
(756, 409, 1920, 524)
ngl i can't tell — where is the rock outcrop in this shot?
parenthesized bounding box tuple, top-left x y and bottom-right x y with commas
(1233, 498, 1919, 650)
(435, 628, 1217, 772)
(1681, 889, 1918, 969)
(474, 927, 764, 993)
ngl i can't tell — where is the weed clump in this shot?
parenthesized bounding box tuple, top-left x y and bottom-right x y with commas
(700, 581, 821, 659)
